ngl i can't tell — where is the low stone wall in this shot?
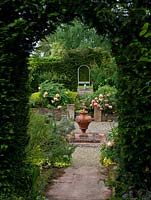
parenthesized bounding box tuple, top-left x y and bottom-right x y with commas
(32, 107, 118, 122)
(33, 107, 67, 121)
(101, 112, 118, 122)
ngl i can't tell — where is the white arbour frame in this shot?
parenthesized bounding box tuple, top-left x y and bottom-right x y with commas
(78, 65, 90, 86)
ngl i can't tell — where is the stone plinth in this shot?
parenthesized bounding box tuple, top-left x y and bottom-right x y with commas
(67, 104, 75, 120)
(94, 107, 102, 122)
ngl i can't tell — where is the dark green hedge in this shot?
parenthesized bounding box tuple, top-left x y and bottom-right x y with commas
(116, 29, 151, 193)
(0, 0, 77, 198)
(1, 0, 151, 198)
(80, 0, 151, 196)
(29, 47, 114, 91)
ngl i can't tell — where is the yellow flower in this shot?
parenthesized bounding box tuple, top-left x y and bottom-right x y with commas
(103, 157, 113, 167)
(99, 94, 103, 98)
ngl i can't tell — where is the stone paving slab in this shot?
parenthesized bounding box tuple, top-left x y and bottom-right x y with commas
(46, 143, 112, 199)
(46, 166, 111, 200)
(45, 122, 116, 200)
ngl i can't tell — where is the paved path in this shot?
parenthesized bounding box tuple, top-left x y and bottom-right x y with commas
(73, 121, 117, 134)
(46, 122, 116, 200)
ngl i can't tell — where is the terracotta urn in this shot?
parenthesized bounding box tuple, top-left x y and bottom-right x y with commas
(75, 109, 92, 135)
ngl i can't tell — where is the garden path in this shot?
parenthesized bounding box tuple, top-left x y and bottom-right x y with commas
(46, 122, 116, 200)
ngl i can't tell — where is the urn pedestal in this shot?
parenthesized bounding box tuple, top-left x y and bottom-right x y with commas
(75, 109, 92, 137)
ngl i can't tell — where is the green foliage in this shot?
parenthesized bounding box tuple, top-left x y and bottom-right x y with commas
(29, 47, 116, 91)
(81, 85, 117, 114)
(82, 1, 151, 196)
(0, 0, 78, 197)
(33, 19, 111, 56)
(25, 112, 75, 199)
(1, 0, 151, 199)
(100, 127, 119, 166)
(90, 58, 117, 90)
(29, 92, 43, 108)
(65, 90, 78, 104)
(39, 80, 71, 108)
(93, 85, 117, 101)
(26, 113, 51, 167)
(114, 20, 151, 197)
(26, 112, 75, 169)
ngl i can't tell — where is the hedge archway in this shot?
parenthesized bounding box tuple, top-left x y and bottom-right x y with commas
(1, 0, 151, 198)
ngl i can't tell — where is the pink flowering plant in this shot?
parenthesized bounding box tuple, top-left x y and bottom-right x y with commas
(81, 85, 117, 114)
(90, 93, 115, 113)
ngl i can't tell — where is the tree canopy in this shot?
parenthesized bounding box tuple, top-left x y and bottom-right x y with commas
(33, 19, 111, 57)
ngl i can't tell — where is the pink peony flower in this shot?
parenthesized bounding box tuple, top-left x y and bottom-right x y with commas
(57, 105, 62, 109)
(107, 140, 115, 147)
(94, 102, 98, 106)
(54, 97, 59, 101)
(104, 99, 109, 103)
(95, 97, 99, 102)
(99, 94, 103, 98)
(55, 93, 60, 98)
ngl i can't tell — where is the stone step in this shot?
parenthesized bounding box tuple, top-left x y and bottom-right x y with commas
(77, 88, 93, 96)
(67, 132, 107, 144)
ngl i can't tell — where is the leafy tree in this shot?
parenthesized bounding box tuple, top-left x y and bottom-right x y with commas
(33, 19, 111, 57)
(29, 19, 116, 92)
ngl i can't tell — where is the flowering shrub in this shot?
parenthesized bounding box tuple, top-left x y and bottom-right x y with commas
(100, 127, 119, 167)
(81, 85, 117, 114)
(90, 93, 115, 113)
(39, 81, 71, 109)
